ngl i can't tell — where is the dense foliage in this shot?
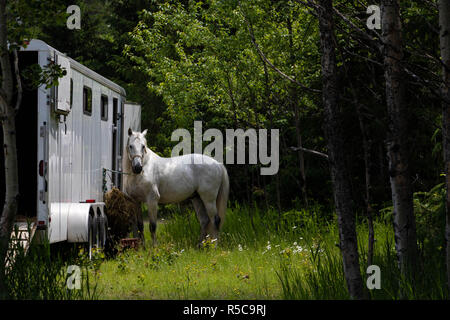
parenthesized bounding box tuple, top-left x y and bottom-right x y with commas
(2, 0, 448, 299)
(37, 0, 442, 213)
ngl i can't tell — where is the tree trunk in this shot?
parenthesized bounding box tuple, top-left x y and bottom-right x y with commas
(439, 0, 450, 298)
(294, 105, 308, 207)
(317, 0, 364, 300)
(0, 108, 19, 298)
(381, 0, 419, 284)
(359, 116, 375, 267)
(287, 16, 308, 207)
(0, 0, 20, 298)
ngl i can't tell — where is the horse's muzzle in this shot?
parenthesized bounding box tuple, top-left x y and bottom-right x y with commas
(132, 164, 143, 174)
(132, 157, 143, 174)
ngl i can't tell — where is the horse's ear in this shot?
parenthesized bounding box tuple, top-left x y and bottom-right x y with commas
(128, 128, 132, 136)
(142, 129, 148, 137)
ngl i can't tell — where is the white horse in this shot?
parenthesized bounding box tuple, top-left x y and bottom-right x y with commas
(124, 128, 229, 246)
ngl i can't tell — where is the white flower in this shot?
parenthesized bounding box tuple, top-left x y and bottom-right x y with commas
(293, 242, 297, 246)
(266, 244, 272, 250)
(238, 244, 243, 252)
(293, 245, 304, 254)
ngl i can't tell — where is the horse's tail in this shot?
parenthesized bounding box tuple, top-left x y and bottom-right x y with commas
(215, 164, 229, 230)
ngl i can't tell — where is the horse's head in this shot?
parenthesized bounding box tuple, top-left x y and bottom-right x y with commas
(127, 128, 148, 174)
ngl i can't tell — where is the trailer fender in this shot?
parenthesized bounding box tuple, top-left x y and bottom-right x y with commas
(66, 203, 106, 243)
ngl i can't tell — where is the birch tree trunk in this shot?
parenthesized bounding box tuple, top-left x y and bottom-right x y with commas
(0, 0, 20, 297)
(438, 0, 450, 297)
(381, 0, 418, 284)
(317, 0, 364, 300)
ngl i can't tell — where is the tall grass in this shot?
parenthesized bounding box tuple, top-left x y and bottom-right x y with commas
(9, 184, 444, 300)
(276, 183, 448, 300)
(155, 198, 448, 299)
(4, 227, 99, 300)
(158, 201, 325, 250)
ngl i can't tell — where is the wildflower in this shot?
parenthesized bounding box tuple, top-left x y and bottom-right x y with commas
(238, 244, 243, 252)
(293, 245, 304, 254)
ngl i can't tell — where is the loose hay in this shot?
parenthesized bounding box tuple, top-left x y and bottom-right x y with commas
(104, 187, 141, 243)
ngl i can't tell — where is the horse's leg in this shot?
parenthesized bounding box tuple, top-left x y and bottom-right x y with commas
(199, 195, 220, 241)
(147, 200, 158, 246)
(136, 209, 145, 248)
(131, 211, 142, 241)
(191, 196, 210, 246)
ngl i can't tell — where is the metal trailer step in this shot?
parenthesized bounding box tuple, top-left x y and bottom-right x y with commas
(5, 221, 37, 269)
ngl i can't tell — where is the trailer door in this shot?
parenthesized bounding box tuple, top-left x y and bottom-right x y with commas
(111, 97, 123, 189)
(55, 54, 71, 115)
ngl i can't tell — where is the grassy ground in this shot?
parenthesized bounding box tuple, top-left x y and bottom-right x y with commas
(5, 196, 447, 299)
(90, 204, 391, 300)
(94, 206, 314, 299)
(95, 233, 291, 299)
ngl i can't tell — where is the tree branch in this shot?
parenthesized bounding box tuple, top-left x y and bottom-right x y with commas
(333, 7, 383, 52)
(239, 3, 321, 94)
(404, 66, 450, 105)
(290, 146, 329, 160)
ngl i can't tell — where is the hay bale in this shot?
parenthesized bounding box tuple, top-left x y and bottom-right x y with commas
(104, 187, 140, 242)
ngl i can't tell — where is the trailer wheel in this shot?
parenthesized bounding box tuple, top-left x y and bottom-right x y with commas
(97, 208, 107, 249)
(102, 215, 109, 248)
(103, 207, 117, 258)
(87, 210, 98, 260)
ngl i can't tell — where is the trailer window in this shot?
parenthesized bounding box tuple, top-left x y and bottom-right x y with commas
(101, 95, 108, 121)
(83, 86, 92, 115)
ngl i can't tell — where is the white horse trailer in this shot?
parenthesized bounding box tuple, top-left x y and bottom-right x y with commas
(0, 40, 141, 253)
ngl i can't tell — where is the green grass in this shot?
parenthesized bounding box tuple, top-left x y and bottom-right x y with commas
(91, 205, 360, 299)
(4, 228, 98, 300)
(91, 201, 448, 300)
(6, 196, 446, 300)
(93, 204, 323, 299)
